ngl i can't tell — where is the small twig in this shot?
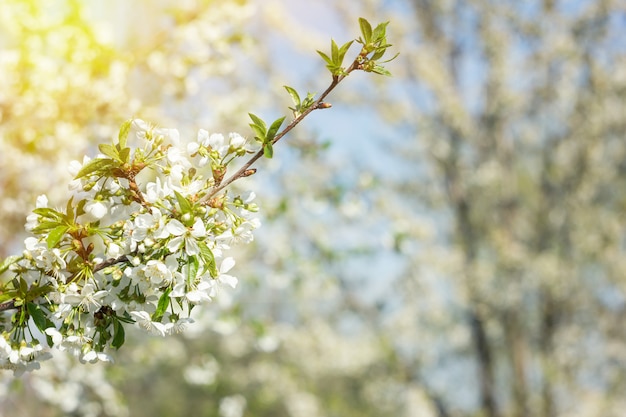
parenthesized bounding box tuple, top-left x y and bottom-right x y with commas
(0, 300, 16, 312)
(204, 61, 359, 201)
(93, 255, 131, 273)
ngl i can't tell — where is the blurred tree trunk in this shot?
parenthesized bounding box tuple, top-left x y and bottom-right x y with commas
(503, 311, 529, 417)
(415, 0, 501, 414)
(406, 0, 626, 416)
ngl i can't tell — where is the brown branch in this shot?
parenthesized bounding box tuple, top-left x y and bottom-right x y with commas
(93, 254, 131, 273)
(0, 300, 16, 312)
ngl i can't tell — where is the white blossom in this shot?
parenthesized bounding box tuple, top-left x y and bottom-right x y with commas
(84, 200, 108, 220)
(3, 118, 260, 371)
(130, 311, 168, 336)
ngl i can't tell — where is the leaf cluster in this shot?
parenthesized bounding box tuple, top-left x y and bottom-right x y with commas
(317, 39, 355, 77)
(30, 197, 87, 248)
(284, 86, 317, 118)
(75, 120, 136, 180)
(248, 113, 286, 159)
(315, 18, 397, 79)
(355, 18, 398, 76)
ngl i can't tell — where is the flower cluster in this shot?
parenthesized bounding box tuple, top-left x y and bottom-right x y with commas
(0, 17, 395, 375)
(0, 120, 260, 374)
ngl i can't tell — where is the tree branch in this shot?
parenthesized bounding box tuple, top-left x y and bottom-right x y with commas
(0, 300, 15, 312)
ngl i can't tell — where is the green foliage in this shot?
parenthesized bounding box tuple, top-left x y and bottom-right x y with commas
(111, 319, 126, 349)
(198, 242, 218, 277)
(248, 113, 286, 159)
(317, 39, 355, 76)
(316, 17, 398, 79)
(0, 255, 20, 276)
(74, 158, 121, 180)
(26, 302, 52, 334)
(284, 86, 316, 118)
(267, 117, 286, 144)
(46, 225, 69, 248)
(355, 17, 398, 76)
(153, 288, 172, 322)
(174, 191, 194, 217)
(117, 119, 132, 149)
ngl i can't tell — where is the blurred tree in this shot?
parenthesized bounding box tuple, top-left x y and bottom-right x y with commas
(389, 1, 626, 416)
(301, 0, 626, 416)
(195, 1, 626, 416)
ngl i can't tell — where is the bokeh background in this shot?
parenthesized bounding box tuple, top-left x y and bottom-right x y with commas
(1, 0, 626, 416)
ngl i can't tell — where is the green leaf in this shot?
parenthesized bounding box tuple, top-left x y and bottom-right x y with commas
(112, 319, 126, 349)
(372, 21, 390, 42)
(174, 191, 193, 215)
(33, 207, 63, 220)
(19, 277, 28, 295)
(119, 147, 131, 164)
(359, 17, 373, 43)
(371, 50, 385, 61)
(371, 66, 393, 76)
(98, 143, 120, 161)
(284, 86, 301, 107)
(153, 287, 172, 321)
(266, 116, 286, 142)
(0, 291, 16, 304)
(31, 221, 63, 234)
(248, 113, 268, 142)
(115, 312, 135, 324)
(76, 199, 87, 217)
(198, 242, 218, 277)
(28, 283, 53, 299)
(338, 40, 354, 62)
(379, 51, 399, 64)
(331, 39, 339, 64)
(47, 225, 68, 248)
(118, 119, 132, 149)
(371, 46, 387, 61)
(250, 125, 267, 142)
(0, 256, 21, 275)
(263, 142, 274, 159)
(248, 113, 267, 132)
(186, 256, 199, 284)
(27, 302, 48, 332)
(74, 158, 118, 179)
(65, 197, 74, 221)
(302, 92, 317, 108)
(316, 50, 333, 66)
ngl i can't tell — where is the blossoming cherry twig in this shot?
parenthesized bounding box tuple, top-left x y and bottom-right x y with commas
(0, 17, 396, 374)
